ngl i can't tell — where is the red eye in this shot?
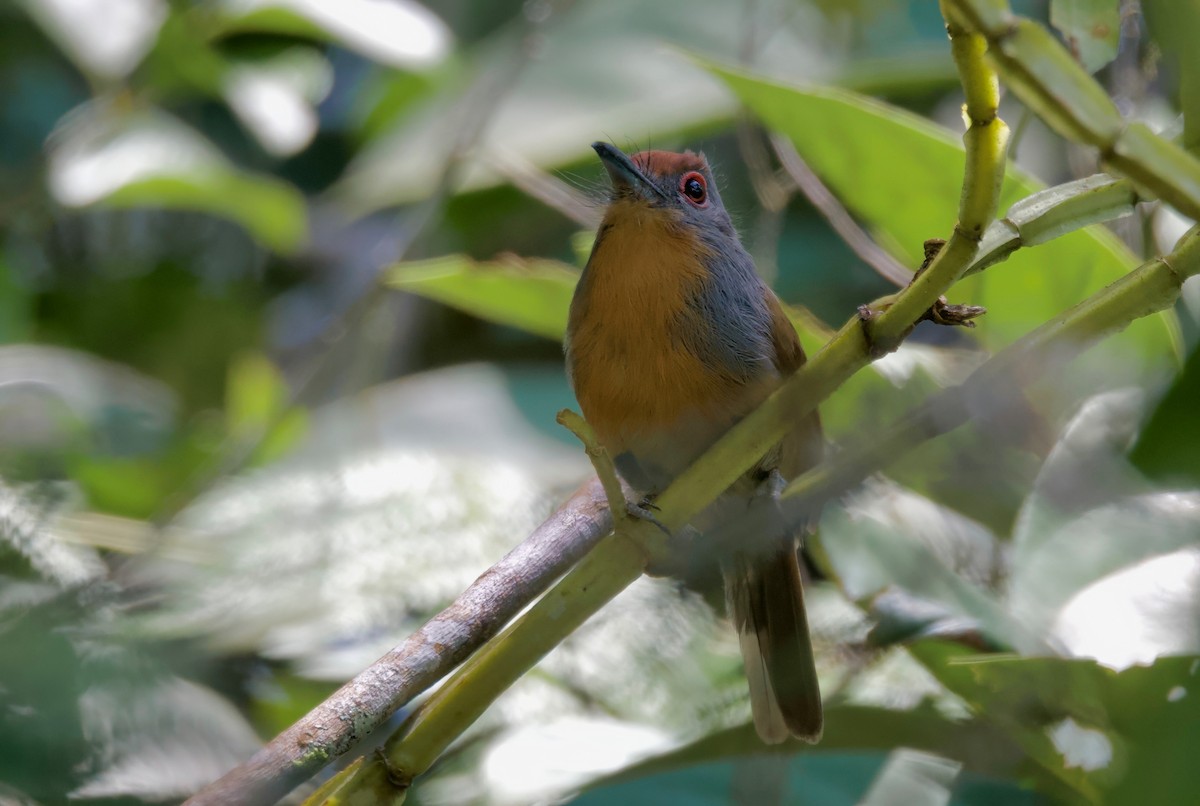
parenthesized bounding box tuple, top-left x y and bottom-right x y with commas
(679, 171, 707, 205)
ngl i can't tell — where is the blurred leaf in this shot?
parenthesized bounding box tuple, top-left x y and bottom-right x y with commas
(1009, 390, 1200, 643)
(0, 256, 33, 343)
(387, 254, 579, 342)
(703, 61, 1178, 365)
(226, 352, 287, 439)
(1049, 0, 1122, 74)
(817, 480, 1032, 651)
(14, 0, 166, 79)
(858, 749, 960, 806)
(71, 427, 219, 519)
(1131, 341, 1200, 485)
(909, 645, 1200, 804)
(214, 0, 451, 69)
(0, 345, 176, 464)
(222, 46, 332, 157)
(47, 105, 307, 253)
(332, 0, 835, 212)
(1051, 547, 1200, 669)
(70, 677, 262, 801)
(578, 706, 1044, 806)
(1139, 1, 1200, 152)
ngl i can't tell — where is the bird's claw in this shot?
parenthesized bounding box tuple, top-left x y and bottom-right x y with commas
(626, 497, 671, 535)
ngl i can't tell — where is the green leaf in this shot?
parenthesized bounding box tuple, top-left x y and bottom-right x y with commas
(226, 352, 287, 439)
(1049, 0, 1122, 74)
(703, 61, 1178, 367)
(1131, 342, 1200, 484)
(0, 257, 33, 343)
(577, 706, 1045, 805)
(1140, 0, 1200, 152)
(46, 106, 307, 253)
(909, 645, 1200, 804)
(387, 255, 579, 342)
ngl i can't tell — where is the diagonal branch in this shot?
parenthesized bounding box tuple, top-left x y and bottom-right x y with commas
(182, 478, 613, 806)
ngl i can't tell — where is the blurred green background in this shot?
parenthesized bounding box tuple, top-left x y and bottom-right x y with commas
(2, 0, 1200, 804)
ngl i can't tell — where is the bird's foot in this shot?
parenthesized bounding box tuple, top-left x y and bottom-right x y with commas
(858, 238, 985, 357)
(625, 495, 671, 536)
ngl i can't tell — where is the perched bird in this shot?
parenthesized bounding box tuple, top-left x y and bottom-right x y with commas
(565, 142, 824, 743)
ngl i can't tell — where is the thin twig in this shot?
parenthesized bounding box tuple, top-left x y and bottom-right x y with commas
(557, 410, 627, 520)
(770, 133, 913, 288)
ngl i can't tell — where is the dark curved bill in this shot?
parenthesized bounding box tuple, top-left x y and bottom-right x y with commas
(592, 141, 667, 200)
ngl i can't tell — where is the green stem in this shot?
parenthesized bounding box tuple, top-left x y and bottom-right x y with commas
(946, 0, 1200, 221)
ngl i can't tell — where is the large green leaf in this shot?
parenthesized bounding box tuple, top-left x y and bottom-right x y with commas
(910, 644, 1200, 804)
(575, 706, 1045, 806)
(704, 62, 1178, 366)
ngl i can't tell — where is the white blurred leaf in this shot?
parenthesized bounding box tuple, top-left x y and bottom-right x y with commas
(1051, 547, 1200, 670)
(16, 0, 166, 78)
(223, 48, 333, 157)
(332, 0, 834, 213)
(71, 677, 261, 801)
(217, 0, 451, 69)
(47, 104, 307, 252)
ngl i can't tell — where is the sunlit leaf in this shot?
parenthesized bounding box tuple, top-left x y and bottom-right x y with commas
(223, 47, 333, 157)
(1009, 390, 1200, 645)
(1049, 0, 1122, 74)
(14, 0, 166, 78)
(330, 0, 837, 212)
(215, 0, 451, 69)
(47, 105, 307, 253)
(1052, 548, 1200, 669)
(703, 61, 1178, 365)
(387, 255, 579, 342)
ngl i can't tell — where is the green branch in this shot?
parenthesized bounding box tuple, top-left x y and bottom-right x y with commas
(780, 223, 1200, 517)
(944, 0, 1200, 222)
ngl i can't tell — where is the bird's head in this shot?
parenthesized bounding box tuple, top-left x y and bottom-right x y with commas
(592, 141, 734, 237)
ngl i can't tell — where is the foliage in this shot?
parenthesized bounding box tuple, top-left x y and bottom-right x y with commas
(2, 1, 1200, 805)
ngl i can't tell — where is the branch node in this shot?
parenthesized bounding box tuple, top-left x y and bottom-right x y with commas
(375, 748, 413, 792)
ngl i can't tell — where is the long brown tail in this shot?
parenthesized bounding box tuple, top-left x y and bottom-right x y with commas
(723, 547, 823, 744)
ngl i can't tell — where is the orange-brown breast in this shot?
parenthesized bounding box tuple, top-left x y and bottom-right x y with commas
(567, 203, 779, 478)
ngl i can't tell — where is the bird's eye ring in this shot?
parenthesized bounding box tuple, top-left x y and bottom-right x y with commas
(680, 172, 707, 206)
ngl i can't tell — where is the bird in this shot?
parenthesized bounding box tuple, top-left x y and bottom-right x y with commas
(565, 141, 824, 743)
